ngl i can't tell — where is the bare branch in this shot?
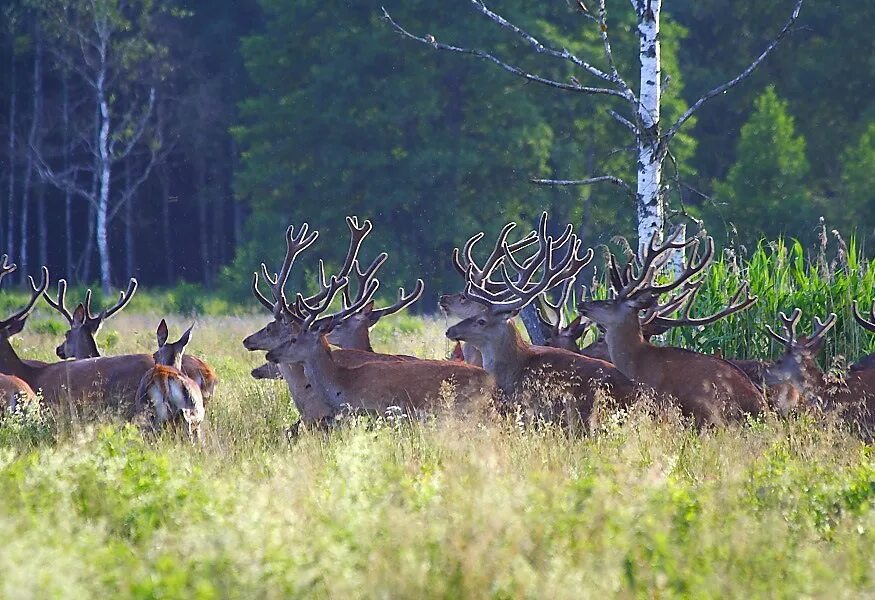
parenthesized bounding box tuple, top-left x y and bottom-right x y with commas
(665, 0, 803, 141)
(607, 109, 637, 133)
(110, 87, 156, 160)
(468, 0, 628, 95)
(531, 175, 634, 196)
(593, 0, 633, 98)
(381, 8, 629, 99)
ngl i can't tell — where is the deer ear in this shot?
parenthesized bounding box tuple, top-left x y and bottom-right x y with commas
(72, 304, 87, 327)
(361, 300, 375, 314)
(5, 317, 26, 336)
(176, 323, 194, 348)
(156, 319, 169, 347)
(627, 291, 656, 311)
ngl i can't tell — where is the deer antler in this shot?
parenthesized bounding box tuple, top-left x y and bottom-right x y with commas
(452, 220, 539, 289)
(852, 299, 875, 334)
(370, 279, 425, 321)
(254, 223, 320, 316)
(764, 308, 803, 346)
(0, 255, 16, 284)
(43, 279, 74, 324)
(643, 280, 757, 332)
(0, 266, 50, 329)
(78, 278, 139, 324)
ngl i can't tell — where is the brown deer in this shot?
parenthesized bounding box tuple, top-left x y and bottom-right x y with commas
(577, 234, 765, 426)
(243, 218, 434, 427)
(762, 308, 875, 432)
(0, 256, 38, 410)
(0, 267, 154, 409)
(445, 218, 636, 430)
(264, 270, 495, 419)
(440, 219, 544, 366)
(43, 278, 218, 403)
(134, 320, 204, 441)
(849, 300, 875, 372)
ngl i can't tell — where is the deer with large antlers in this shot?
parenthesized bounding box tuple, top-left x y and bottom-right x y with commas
(0, 256, 37, 410)
(254, 220, 495, 420)
(243, 218, 466, 426)
(763, 308, 875, 431)
(43, 278, 218, 403)
(0, 266, 154, 409)
(577, 234, 765, 426)
(445, 215, 635, 429)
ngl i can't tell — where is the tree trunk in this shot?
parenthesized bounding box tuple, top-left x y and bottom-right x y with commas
(634, 0, 664, 257)
(197, 157, 211, 287)
(20, 29, 43, 282)
(96, 69, 113, 295)
(6, 46, 16, 276)
(62, 70, 73, 279)
(124, 159, 135, 278)
(160, 166, 174, 284)
(37, 187, 47, 269)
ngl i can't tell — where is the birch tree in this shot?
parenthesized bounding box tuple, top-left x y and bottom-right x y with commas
(29, 0, 168, 293)
(383, 0, 804, 256)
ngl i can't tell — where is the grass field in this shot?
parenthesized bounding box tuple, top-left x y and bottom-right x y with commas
(0, 309, 874, 598)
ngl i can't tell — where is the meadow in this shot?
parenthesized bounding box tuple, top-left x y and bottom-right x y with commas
(2, 236, 875, 598)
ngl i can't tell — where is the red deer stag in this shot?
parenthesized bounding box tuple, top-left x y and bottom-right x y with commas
(43, 278, 218, 403)
(134, 320, 205, 441)
(763, 308, 875, 432)
(243, 218, 434, 427)
(264, 269, 495, 419)
(0, 256, 37, 409)
(445, 218, 635, 430)
(577, 234, 765, 426)
(0, 267, 154, 409)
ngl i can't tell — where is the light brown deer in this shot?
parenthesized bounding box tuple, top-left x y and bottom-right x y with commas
(243, 218, 433, 427)
(440, 220, 544, 366)
(445, 217, 636, 430)
(134, 320, 205, 441)
(762, 308, 875, 432)
(0, 268, 154, 409)
(264, 269, 495, 419)
(43, 278, 218, 403)
(577, 234, 765, 426)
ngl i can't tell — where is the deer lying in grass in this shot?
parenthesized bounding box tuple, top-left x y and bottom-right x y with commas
(260, 232, 495, 419)
(0, 267, 154, 409)
(445, 215, 635, 430)
(761, 308, 875, 432)
(577, 234, 765, 426)
(440, 220, 542, 366)
(244, 218, 449, 427)
(43, 278, 218, 403)
(134, 320, 205, 441)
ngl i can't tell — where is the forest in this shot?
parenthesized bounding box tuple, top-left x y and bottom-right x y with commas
(0, 0, 872, 305)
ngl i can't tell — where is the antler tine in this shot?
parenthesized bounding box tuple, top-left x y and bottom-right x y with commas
(305, 216, 372, 305)
(295, 275, 350, 330)
(102, 278, 138, 320)
(851, 300, 875, 333)
(808, 313, 837, 347)
(371, 279, 425, 321)
(765, 308, 802, 347)
(477, 221, 521, 285)
(341, 253, 389, 309)
(535, 277, 574, 329)
(251, 272, 276, 313)
(260, 223, 320, 308)
(631, 236, 715, 299)
(645, 281, 758, 330)
(453, 231, 486, 277)
(1, 266, 49, 327)
(0, 254, 16, 284)
(43, 278, 74, 324)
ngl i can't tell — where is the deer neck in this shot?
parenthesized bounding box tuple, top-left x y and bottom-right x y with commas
(351, 329, 374, 352)
(76, 335, 101, 359)
(603, 318, 648, 376)
(0, 337, 35, 381)
(300, 336, 346, 404)
(276, 361, 333, 422)
(478, 322, 529, 394)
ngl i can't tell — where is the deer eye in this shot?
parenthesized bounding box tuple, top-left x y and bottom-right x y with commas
(477, 318, 486, 326)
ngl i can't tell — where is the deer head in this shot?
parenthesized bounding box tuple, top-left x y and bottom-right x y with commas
(0, 260, 49, 341)
(763, 308, 836, 401)
(44, 278, 138, 359)
(153, 319, 195, 370)
(446, 213, 592, 350)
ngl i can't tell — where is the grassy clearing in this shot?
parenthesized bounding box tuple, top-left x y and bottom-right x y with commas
(0, 310, 874, 598)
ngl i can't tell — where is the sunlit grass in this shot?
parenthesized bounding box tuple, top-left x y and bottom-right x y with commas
(0, 304, 873, 597)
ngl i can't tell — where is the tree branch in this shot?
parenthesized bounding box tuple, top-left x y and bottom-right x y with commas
(664, 0, 803, 141)
(607, 109, 637, 134)
(531, 174, 634, 196)
(381, 8, 629, 99)
(467, 0, 628, 96)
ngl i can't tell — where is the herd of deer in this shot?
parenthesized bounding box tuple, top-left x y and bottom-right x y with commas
(1, 212, 874, 440)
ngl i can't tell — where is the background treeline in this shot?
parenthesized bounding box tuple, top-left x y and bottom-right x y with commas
(0, 0, 873, 307)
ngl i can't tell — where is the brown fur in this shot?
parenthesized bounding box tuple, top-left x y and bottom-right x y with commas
(0, 373, 36, 410)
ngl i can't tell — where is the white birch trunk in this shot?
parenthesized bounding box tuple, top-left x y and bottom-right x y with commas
(96, 40, 113, 295)
(6, 49, 16, 267)
(20, 31, 42, 280)
(62, 71, 73, 279)
(634, 0, 664, 257)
